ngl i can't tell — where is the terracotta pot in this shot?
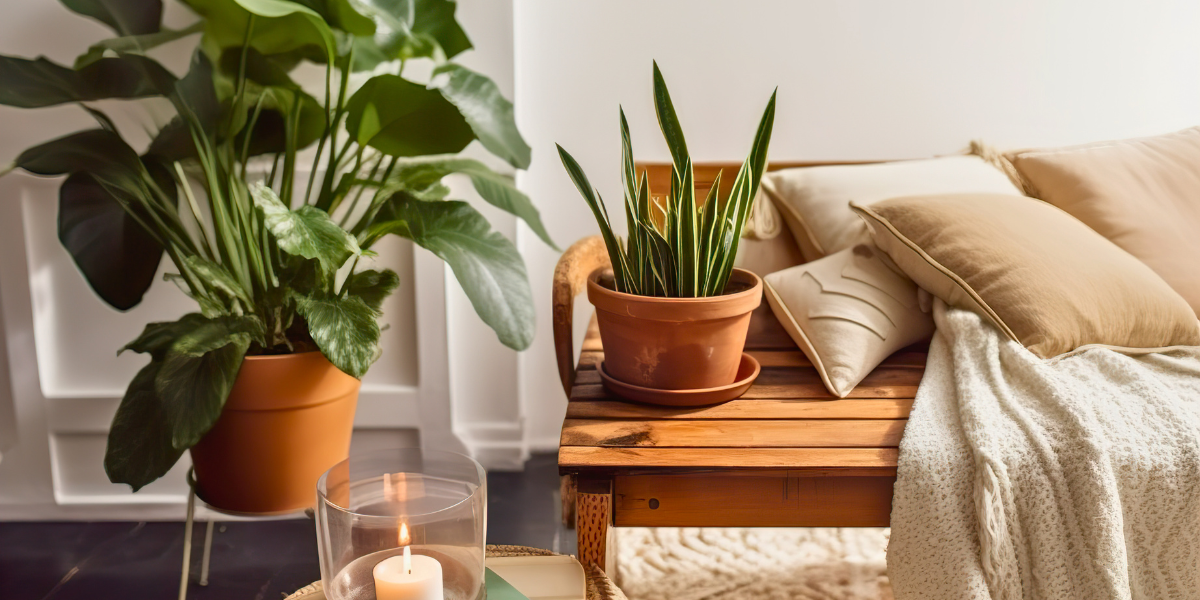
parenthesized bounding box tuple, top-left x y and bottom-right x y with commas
(587, 268, 763, 391)
(189, 351, 360, 514)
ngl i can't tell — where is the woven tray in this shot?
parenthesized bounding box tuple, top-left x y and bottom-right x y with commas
(286, 545, 625, 600)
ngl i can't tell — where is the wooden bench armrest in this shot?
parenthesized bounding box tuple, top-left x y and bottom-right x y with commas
(552, 235, 610, 398)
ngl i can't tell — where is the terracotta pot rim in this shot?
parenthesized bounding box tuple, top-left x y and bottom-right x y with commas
(587, 267, 761, 303)
(242, 349, 324, 361)
(587, 267, 762, 322)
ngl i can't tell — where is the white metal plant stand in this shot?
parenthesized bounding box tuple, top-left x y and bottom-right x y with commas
(179, 468, 312, 600)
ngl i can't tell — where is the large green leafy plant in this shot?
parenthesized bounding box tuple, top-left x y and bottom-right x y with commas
(557, 63, 775, 298)
(0, 0, 554, 490)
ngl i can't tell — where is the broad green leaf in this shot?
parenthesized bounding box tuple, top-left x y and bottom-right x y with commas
(429, 64, 530, 169)
(343, 268, 399, 313)
(369, 199, 534, 350)
(291, 0, 375, 35)
(181, 0, 336, 63)
(104, 359, 184, 491)
(75, 23, 204, 68)
(183, 255, 253, 308)
(171, 50, 222, 137)
(652, 61, 689, 172)
(344, 74, 473, 157)
(0, 54, 175, 108)
(350, 0, 472, 71)
(380, 156, 555, 249)
(58, 171, 165, 311)
(251, 183, 361, 272)
(62, 0, 163, 36)
(122, 313, 212, 358)
(156, 333, 249, 448)
(294, 291, 380, 377)
(16, 129, 142, 180)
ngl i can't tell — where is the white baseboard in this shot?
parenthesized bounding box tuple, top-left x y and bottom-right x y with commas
(456, 421, 529, 471)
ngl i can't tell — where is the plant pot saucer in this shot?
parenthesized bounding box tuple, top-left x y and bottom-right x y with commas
(598, 353, 760, 407)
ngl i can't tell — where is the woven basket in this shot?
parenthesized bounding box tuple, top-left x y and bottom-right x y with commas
(286, 545, 626, 600)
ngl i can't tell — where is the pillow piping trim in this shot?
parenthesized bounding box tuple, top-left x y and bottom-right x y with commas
(763, 279, 846, 398)
(849, 202, 1023, 346)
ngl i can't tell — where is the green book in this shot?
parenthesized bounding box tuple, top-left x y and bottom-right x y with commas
(485, 567, 531, 600)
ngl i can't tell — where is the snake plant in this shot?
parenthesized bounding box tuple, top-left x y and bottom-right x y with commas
(0, 0, 555, 490)
(557, 62, 775, 298)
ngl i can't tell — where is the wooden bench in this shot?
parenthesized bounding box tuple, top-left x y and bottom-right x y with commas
(553, 161, 925, 571)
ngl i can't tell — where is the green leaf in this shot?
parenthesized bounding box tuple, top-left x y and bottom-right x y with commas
(104, 359, 184, 491)
(380, 156, 555, 249)
(181, 0, 336, 62)
(291, 0, 375, 35)
(369, 199, 534, 350)
(58, 171, 165, 311)
(156, 334, 249, 448)
(74, 23, 204, 68)
(350, 0, 472, 71)
(651, 61, 689, 171)
(122, 313, 212, 358)
(294, 291, 380, 378)
(556, 144, 631, 293)
(183, 255, 253, 308)
(0, 54, 175, 108)
(343, 268, 399, 313)
(344, 74, 474, 157)
(252, 183, 362, 273)
(429, 64, 531, 169)
(61, 0, 164, 36)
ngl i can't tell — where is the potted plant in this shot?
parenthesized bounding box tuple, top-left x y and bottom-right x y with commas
(0, 0, 554, 513)
(556, 63, 775, 394)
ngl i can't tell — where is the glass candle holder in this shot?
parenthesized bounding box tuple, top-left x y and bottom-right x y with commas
(316, 448, 487, 600)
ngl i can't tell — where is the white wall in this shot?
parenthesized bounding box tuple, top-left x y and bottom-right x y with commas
(512, 0, 1200, 450)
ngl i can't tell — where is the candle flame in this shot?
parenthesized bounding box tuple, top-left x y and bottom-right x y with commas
(398, 522, 410, 546)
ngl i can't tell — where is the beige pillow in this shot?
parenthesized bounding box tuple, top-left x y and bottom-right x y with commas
(1007, 127, 1200, 315)
(764, 245, 934, 397)
(762, 156, 1020, 261)
(852, 194, 1200, 358)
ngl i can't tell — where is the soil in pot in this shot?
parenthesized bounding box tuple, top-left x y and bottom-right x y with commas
(189, 351, 360, 514)
(587, 268, 763, 392)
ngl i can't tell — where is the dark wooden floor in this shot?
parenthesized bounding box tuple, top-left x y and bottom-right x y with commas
(0, 453, 572, 600)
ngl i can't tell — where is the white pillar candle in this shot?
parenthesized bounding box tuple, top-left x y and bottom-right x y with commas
(372, 546, 443, 600)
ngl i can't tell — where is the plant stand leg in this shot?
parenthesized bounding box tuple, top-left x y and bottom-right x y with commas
(179, 484, 196, 600)
(199, 519, 216, 586)
(575, 477, 613, 573)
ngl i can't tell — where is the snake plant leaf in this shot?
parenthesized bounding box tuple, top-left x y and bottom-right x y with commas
(368, 199, 534, 350)
(344, 74, 473, 157)
(382, 156, 555, 249)
(429, 64, 531, 169)
(651, 61, 689, 171)
(0, 54, 175, 108)
(557, 144, 631, 293)
(61, 0, 163, 36)
(104, 359, 183, 492)
(156, 326, 253, 449)
(350, 0, 472, 71)
(181, 0, 336, 63)
(58, 170, 166, 311)
(74, 23, 205, 69)
(343, 268, 399, 313)
(294, 291, 380, 378)
(251, 183, 361, 273)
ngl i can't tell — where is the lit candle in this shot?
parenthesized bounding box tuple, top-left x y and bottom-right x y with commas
(372, 523, 443, 600)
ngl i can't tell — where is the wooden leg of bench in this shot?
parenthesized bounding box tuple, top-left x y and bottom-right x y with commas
(575, 478, 612, 572)
(561, 475, 577, 528)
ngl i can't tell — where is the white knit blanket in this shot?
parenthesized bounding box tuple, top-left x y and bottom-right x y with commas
(888, 301, 1200, 600)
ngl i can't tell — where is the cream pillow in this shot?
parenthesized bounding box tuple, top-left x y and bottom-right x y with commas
(852, 194, 1200, 358)
(1007, 127, 1200, 315)
(761, 155, 1020, 261)
(764, 245, 934, 397)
